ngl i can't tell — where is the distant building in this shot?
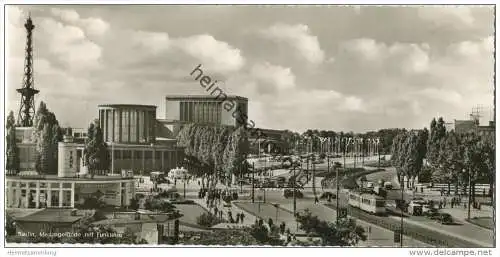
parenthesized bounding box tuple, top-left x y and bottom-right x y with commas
(14, 104, 185, 175)
(10, 209, 87, 234)
(454, 119, 478, 134)
(453, 119, 495, 140)
(164, 95, 248, 136)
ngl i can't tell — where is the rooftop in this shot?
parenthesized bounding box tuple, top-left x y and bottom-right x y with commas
(6, 174, 134, 181)
(98, 104, 157, 109)
(165, 94, 248, 101)
(14, 209, 85, 223)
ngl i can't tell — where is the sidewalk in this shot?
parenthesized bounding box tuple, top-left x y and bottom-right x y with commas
(387, 216, 492, 247)
(191, 197, 259, 228)
(278, 202, 430, 247)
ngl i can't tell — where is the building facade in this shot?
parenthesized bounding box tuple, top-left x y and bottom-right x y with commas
(164, 95, 248, 136)
(98, 104, 157, 144)
(5, 176, 135, 209)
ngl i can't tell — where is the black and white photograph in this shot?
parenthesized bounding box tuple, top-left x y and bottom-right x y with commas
(1, 1, 497, 254)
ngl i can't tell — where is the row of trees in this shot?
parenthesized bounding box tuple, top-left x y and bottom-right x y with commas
(83, 120, 110, 178)
(391, 117, 495, 201)
(391, 129, 428, 188)
(6, 102, 63, 175)
(273, 128, 405, 155)
(6, 102, 110, 177)
(33, 102, 64, 175)
(6, 111, 20, 174)
(176, 124, 249, 187)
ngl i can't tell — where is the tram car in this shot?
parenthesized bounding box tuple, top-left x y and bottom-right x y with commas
(348, 190, 386, 215)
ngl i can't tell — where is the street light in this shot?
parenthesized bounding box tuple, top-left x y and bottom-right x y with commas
(334, 162, 341, 223)
(273, 203, 280, 223)
(252, 162, 255, 203)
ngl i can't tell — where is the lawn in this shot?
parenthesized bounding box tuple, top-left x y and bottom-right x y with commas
(469, 217, 494, 230)
(173, 203, 209, 225)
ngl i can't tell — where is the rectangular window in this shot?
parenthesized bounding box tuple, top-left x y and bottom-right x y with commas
(50, 183, 60, 188)
(135, 150, 143, 159)
(130, 111, 137, 142)
(114, 150, 122, 159)
(114, 111, 120, 142)
(138, 111, 144, 142)
(63, 183, 72, 189)
(144, 151, 152, 160)
(155, 151, 162, 160)
(376, 200, 385, 207)
(122, 110, 129, 142)
(122, 150, 132, 159)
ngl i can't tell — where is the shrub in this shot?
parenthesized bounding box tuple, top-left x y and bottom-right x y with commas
(196, 212, 222, 227)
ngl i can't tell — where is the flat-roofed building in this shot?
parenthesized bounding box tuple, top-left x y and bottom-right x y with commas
(164, 95, 248, 136)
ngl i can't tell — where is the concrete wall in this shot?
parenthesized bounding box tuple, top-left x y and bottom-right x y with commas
(58, 142, 78, 177)
(165, 100, 180, 120)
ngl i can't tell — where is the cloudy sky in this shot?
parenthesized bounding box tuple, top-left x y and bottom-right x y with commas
(5, 5, 494, 132)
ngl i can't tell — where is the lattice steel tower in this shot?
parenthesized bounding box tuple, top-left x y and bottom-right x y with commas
(17, 15, 39, 127)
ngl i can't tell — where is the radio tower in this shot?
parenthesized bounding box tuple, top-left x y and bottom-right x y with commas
(17, 15, 39, 127)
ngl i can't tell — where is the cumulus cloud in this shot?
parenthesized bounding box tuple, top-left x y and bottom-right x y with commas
(37, 18, 102, 69)
(173, 34, 245, 73)
(5, 6, 494, 131)
(417, 6, 475, 27)
(261, 23, 325, 64)
(250, 62, 296, 91)
(341, 38, 430, 74)
(51, 8, 110, 36)
(133, 31, 170, 53)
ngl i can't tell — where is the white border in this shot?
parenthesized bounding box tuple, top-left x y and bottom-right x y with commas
(1, 1, 498, 257)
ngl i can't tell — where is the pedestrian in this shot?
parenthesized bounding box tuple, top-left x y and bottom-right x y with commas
(315, 197, 319, 204)
(235, 213, 240, 224)
(240, 212, 245, 224)
(258, 219, 264, 226)
(228, 210, 233, 223)
(219, 210, 223, 220)
(214, 206, 218, 216)
(443, 198, 446, 208)
(268, 218, 274, 228)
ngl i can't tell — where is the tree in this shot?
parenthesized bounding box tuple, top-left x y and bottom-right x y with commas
(248, 222, 283, 245)
(427, 117, 447, 169)
(6, 126, 20, 175)
(433, 131, 464, 194)
(295, 209, 366, 246)
(32, 101, 62, 175)
(84, 120, 110, 178)
(463, 133, 492, 203)
(391, 130, 427, 188)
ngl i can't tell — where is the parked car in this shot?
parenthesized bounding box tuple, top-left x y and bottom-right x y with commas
(284, 189, 303, 199)
(437, 213, 453, 225)
(424, 208, 440, 220)
(320, 192, 336, 200)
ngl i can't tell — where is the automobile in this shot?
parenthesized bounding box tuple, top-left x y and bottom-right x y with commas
(284, 189, 303, 199)
(320, 192, 337, 200)
(276, 177, 287, 188)
(437, 213, 453, 225)
(424, 208, 440, 220)
(366, 182, 374, 189)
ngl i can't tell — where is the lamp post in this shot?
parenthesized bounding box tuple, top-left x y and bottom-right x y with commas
(273, 203, 280, 223)
(293, 163, 297, 216)
(335, 162, 341, 223)
(183, 172, 186, 199)
(468, 168, 472, 221)
(400, 175, 404, 247)
(252, 162, 255, 203)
